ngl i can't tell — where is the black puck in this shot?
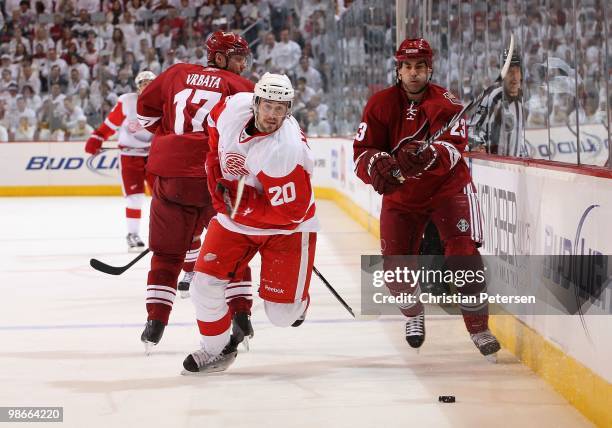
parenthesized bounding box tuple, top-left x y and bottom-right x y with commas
(438, 395, 455, 403)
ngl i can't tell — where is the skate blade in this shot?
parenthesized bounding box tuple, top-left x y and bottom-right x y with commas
(485, 352, 498, 363)
(143, 341, 157, 356)
(128, 246, 145, 253)
(180, 353, 237, 376)
(179, 289, 190, 299)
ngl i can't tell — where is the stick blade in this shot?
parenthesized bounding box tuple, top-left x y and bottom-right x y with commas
(499, 33, 515, 81)
(90, 258, 123, 275)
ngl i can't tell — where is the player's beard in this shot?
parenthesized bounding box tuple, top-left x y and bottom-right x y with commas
(402, 78, 428, 95)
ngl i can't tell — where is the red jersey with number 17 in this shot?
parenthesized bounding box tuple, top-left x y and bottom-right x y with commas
(136, 63, 254, 177)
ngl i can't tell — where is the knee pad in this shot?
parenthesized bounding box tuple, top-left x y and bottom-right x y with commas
(126, 193, 145, 210)
(191, 272, 229, 320)
(264, 300, 306, 327)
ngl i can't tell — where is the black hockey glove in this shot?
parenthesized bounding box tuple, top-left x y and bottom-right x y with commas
(367, 151, 403, 195)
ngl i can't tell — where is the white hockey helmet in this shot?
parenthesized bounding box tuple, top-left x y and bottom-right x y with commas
(254, 72, 294, 109)
(135, 70, 156, 86)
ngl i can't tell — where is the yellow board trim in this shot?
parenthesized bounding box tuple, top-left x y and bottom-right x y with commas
(315, 186, 611, 428)
(0, 185, 123, 197)
(1, 184, 610, 425)
(490, 315, 612, 428)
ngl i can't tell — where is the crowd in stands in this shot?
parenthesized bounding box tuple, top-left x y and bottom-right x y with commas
(432, 0, 609, 130)
(0, 0, 344, 142)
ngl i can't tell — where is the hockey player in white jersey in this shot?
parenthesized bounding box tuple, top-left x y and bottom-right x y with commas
(85, 71, 156, 251)
(182, 73, 319, 375)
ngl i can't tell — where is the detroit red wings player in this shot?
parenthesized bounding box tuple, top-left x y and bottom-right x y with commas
(85, 70, 156, 252)
(181, 73, 319, 375)
(135, 31, 255, 354)
(353, 38, 500, 359)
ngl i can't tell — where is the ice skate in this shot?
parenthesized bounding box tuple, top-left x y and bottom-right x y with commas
(405, 310, 425, 350)
(141, 320, 165, 355)
(126, 233, 145, 252)
(181, 336, 240, 375)
(470, 329, 500, 362)
(232, 312, 254, 352)
(291, 305, 308, 327)
(178, 271, 194, 299)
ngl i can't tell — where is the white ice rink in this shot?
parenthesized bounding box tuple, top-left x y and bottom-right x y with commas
(0, 197, 593, 428)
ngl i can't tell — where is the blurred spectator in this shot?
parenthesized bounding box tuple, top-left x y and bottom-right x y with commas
(114, 68, 134, 95)
(93, 50, 118, 80)
(13, 116, 36, 141)
(68, 114, 94, 140)
(22, 85, 42, 111)
(36, 97, 64, 139)
(306, 108, 331, 137)
(0, 122, 8, 141)
(295, 56, 322, 92)
(295, 77, 316, 104)
(12, 95, 37, 129)
(161, 48, 181, 71)
(271, 28, 301, 74)
(0, 54, 18, 79)
(130, 21, 152, 54)
(67, 67, 90, 95)
(0, 70, 15, 93)
(2, 82, 21, 111)
(42, 48, 69, 80)
(0, 102, 10, 131)
(268, 0, 288, 36)
(140, 48, 161, 76)
(190, 47, 207, 66)
(256, 31, 276, 66)
(43, 83, 67, 112)
(61, 95, 85, 130)
(83, 39, 100, 67)
(9, 27, 31, 55)
(56, 28, 78, 56)
(72, 9, 95, 38)
(47, 64, 69, 92)
(154, 24, 173, 57)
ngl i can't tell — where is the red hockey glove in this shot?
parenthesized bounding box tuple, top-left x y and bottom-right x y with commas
(396, 141, 438, 177)
(215, 178, 264, 217)
(85, 135, 103, 155)
(367, 151, 403, 195)
(205, 152, 226, 212)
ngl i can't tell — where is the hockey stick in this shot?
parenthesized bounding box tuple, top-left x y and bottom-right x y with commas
(391, 34, 516, 182)
(312, 266, 356, 318)
(90, 248, 150, 275)
(230, 176, 246, 219)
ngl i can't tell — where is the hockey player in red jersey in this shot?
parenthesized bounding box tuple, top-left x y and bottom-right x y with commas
(85, 71, 156, 252)
(181, 73, 318, 375)
(136, 31, 255, 354)
(353, 38, 500, 358)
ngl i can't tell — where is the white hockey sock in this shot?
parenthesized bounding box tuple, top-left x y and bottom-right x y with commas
(125, 193, 145, 235)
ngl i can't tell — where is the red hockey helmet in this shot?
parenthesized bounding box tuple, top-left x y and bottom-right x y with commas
(395, 38, 434, 68)
(206, 30, 251, 65)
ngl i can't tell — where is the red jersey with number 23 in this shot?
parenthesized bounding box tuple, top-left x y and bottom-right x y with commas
(136, 63, 254, 177)
(353, 83, 471, 211)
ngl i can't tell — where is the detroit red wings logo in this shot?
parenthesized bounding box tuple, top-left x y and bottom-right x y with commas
(127, 120, 144, 133)
(222, 152, 249, 176)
